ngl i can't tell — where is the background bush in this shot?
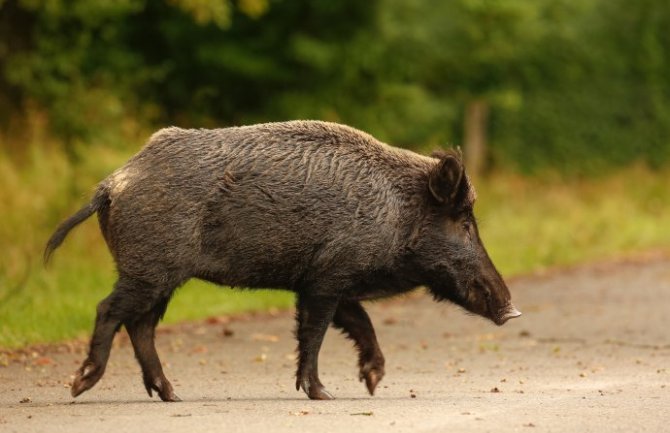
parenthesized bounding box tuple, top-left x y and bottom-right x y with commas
(2, 0, 669, 172)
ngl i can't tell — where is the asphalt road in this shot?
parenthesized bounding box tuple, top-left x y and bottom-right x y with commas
(1, 255, 669, 432)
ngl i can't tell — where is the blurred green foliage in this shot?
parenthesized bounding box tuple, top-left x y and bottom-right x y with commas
(1, 0, 669, 172)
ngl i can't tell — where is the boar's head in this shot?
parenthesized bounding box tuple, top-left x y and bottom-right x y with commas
(417, 150, 521, 326)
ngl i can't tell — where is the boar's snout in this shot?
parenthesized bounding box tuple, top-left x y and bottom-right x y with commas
(483, 275, 522, 326)
(495, 304, 522, 326)
(473, 278, 522, 326)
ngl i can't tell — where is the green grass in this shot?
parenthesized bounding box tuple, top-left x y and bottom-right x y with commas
(1, 144, 669, 348)
(476, 167, 670, 274)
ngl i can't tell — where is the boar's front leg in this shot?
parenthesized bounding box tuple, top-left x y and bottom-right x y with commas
(332, 300, 385, 395)
(124, 297, 180, 402)
(295, 292, 340, 400)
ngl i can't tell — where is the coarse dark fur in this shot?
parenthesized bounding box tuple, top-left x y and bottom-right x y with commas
(45, 120, 520, 401)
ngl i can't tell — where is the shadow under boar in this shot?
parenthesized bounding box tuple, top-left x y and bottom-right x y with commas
(45, 120, 521, 401)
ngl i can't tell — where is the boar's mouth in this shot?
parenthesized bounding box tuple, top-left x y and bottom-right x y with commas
(474, 280, 522, 326)
(494, 304, 522, 326)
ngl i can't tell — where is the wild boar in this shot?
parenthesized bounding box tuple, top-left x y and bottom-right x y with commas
(45, 120, 520, 401)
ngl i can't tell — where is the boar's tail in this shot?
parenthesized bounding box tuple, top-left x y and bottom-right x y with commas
(44, 187, 110, 266)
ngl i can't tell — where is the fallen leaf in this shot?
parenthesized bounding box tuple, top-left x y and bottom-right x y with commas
(206, 316, 229, 325)
(34, 357, 54, 366)
(289, 410, 310, 416)
(191, 345, 208, 354)
(476, 333, 496, 341)
(251, 333, 279, 343)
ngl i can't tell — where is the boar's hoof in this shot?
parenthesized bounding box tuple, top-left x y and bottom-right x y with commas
(144, 376, 181, 402)
(160, 392, 182, 402)
(71, 362, 103, 398)
(308, 386, 335, 400)
(359, 362, 385, 396)
(299, 379, 335, 400)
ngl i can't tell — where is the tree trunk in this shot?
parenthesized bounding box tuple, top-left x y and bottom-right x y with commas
(463, 99, 490, 177)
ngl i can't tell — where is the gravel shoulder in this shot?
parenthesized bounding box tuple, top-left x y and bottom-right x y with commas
(1, 255, 669, 432)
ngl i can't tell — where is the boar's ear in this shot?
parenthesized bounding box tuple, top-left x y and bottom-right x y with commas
(428, 153, 464, 205)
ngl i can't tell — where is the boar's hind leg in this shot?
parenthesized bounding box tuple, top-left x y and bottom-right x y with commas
(295, 293, 340, 400)
(332, 300, 385, 395)
(71, 293, 121, 398)
(71, 275, 172, 399)
(125, 297, 180, 402)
